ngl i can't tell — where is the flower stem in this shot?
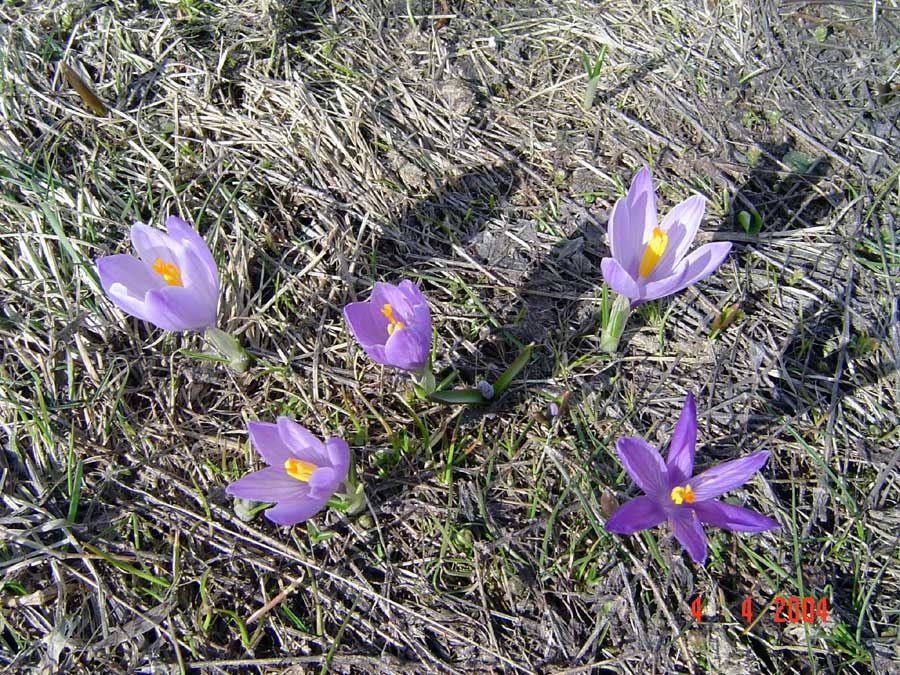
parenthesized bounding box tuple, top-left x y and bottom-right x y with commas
(410, 362, 436, 399)
(204, 327, 251, 373)
(599, 292, 631, 353)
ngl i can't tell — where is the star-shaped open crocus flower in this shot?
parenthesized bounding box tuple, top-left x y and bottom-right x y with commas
(344, 280, 431, 372)
(604, 393, 780, 564)
(226, 418, 351, 526)
(96, 216, 219, 331)
(601, 166, 732, 306)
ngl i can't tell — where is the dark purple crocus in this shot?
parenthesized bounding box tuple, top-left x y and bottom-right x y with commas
(344, 280, 431, 372)
(226, 418, 350, 526)
(604, 393, 780, 564)
(601, 166, 732, 305)
(96, 216, 219, 331)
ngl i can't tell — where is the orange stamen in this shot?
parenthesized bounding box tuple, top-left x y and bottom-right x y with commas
(380, 303, 405, 336)
(284, 458, 317, 482)
(638, 227, 669, 277)
(670, 484, 694, 505)
(152, 258, 183, 286)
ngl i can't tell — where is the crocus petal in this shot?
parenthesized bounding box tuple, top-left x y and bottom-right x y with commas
(384, 327, 430, 371)
(325, 437, 351, 478)
(637, 265, 689, 302)
(601, 257, 641, 299)
(666, 393, 697, 486)
(604, 495, 667, 534)
(131, 223, 180, 267)
(247, 421, 294, 466)
(397, 279, 428, 306)
(264, 494, 329, 525)
(225, 466, 308, 502)
(96, 254, 165, 322)
(359, 343, 390, 366)
(376, 281, 416, 320)
(97, 254, 164, 297)
(144, 285, 217, 331)
(277, 417, 329, 466)
(669, 509, 708, 564)
(307, 467, 338, 498)
(691, 450, 770, 502)
(368, 282, 397, 311)
(397, 280, 431, 331)
(615, 436, 670, 500)
(344, 301, 391, 348)
(654, 241, 732, 300)
(648, 194, 706, 280)
(609, 166, 658, 277)
(176, 244, 219, 311)
(693, 500, 780, 532)
(165, 216, 219, 290)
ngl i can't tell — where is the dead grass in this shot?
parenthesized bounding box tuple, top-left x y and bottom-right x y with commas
(1, 0, 898, 673)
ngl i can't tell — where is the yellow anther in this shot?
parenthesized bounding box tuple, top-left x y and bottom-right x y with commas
(670, 484, 695, 505)
(638, 227, 669, 277)
(380, 303, 405, 336)
(284, 458, 317, 482)
(152, 258, 183, 286)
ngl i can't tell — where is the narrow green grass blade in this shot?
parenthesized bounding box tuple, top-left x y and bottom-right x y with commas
(428, 389, 485, 405)
(492, 343, 534, 396)
(66, 460, 84, 523)
(82, 542, 171, 588)
(40, 203, 99, 287)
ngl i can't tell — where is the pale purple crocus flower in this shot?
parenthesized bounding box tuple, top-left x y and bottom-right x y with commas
(604, 393, 780, 564)
(96, 216, 219, 331)
(601, 166, 732, 306)
(226, 418, 351, 526)
(344, 280, 431, 372)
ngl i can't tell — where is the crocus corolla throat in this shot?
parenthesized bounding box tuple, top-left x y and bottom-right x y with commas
(344, 280, 431, 372)
(226, 417, 351, 526)
(604, 393, 780, 565)
(601, 166, 732, 305)
(96, 216, 219, 331)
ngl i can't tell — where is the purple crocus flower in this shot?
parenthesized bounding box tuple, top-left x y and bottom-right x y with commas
(226, 417, 351, 526)
(604, 393, 780, 564)
(96, 216, 219, 331)
(344, 280, 431, 371)
(601, 166, 732, 305)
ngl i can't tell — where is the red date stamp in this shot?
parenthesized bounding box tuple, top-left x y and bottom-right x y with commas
(690, 595, 829, 623)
